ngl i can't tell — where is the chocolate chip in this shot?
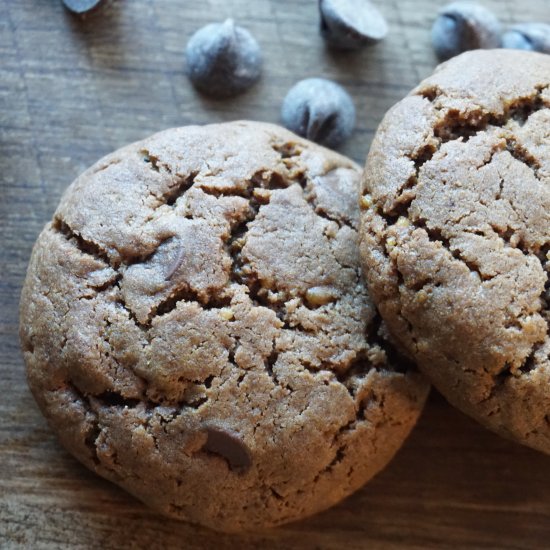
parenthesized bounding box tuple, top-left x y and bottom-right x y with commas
(62, 0, 103, 14)
(185, 19, 262, 99)
(165, 242, 186, 281)
(502, 23, 550, 54)
(319, 0, 388, 50)
(431, 2, 501, 61)
(281, 78, 355, 148)
(202, 428, 251, 473)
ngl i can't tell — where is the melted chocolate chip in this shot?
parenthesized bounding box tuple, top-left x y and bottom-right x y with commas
(202, 428, 251, 474)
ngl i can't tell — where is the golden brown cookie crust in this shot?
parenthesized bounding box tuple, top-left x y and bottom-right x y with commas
(360, 50, 550, 454)
(20, 121, 428, 532)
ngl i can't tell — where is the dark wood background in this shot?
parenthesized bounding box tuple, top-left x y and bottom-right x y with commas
(2, 0, 550, 548)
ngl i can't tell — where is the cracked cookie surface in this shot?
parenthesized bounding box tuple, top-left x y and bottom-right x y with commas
(20, 121, 428, 532)
(360, 50, 550, 454)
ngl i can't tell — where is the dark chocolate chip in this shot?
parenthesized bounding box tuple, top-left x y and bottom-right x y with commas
(502, 23, 550, 54)
(431, 2, 501, 60)
(185, 19, 262, 99)
(165, 243, 186, 281)
(319, 0, 388, 50)
(202, 427, 252, 473)
(62, 0, 103, 14)
(281, 78, 355, 148)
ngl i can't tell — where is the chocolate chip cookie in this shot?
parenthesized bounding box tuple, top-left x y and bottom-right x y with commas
(20, 121, 428, 531)
(360, 50, 550, 454)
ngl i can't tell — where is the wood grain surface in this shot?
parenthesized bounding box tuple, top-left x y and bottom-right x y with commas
(1, 0, 550, 548)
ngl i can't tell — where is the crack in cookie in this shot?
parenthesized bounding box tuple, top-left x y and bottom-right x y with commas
(378, 86, 550, 222)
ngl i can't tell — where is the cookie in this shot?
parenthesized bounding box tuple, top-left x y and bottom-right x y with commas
(20, 121, 428, 531)
(360, 50, 550, 454)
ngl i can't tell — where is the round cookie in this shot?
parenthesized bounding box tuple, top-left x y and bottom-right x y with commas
(20, 121, 428, 532)
(360, 50, 550, 454)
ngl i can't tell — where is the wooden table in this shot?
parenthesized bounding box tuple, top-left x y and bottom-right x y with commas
(2, 0, 550, 548)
